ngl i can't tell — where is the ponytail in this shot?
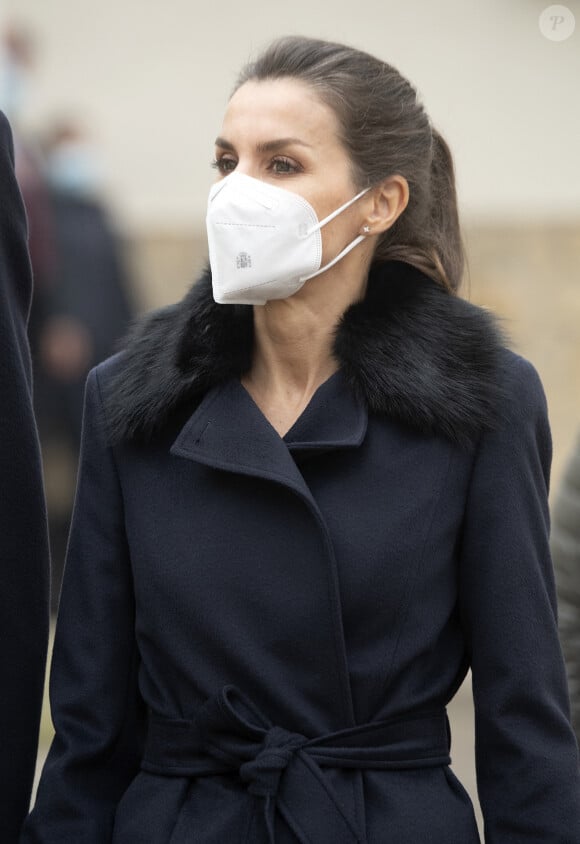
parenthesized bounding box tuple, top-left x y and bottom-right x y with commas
(373, 129, 464, 294)
(426, 129, 465, 293)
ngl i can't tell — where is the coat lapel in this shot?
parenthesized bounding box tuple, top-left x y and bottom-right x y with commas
(170, 370, 368, 491)
(283, 370, 367, 454)
(170, 378, 302, 489)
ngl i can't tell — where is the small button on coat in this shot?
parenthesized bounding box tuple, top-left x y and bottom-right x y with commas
(23, 261, 580, 842)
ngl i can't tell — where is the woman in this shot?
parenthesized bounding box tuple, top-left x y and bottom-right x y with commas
(23, 36, 580, 843)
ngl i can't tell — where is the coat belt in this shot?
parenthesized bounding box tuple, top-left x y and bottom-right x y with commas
(142, 685, 451, 844)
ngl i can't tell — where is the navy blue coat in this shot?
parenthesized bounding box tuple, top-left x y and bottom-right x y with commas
(23, 261, 580, 842)
(0, 111, 50, 841)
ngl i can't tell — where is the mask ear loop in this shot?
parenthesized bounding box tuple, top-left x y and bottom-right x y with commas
(301, 187, 371, 282)
(305, 186, 370, 236)
(301, 234, 367, 282)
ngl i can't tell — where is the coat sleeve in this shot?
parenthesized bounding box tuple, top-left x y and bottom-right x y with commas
(0, 110, 50, 843)
(458, 354, 580, 843)
(21, 366, 145, 842)
(551, 432, 580, 743)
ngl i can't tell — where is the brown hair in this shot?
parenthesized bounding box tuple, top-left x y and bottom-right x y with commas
(235, 36, 464, 293)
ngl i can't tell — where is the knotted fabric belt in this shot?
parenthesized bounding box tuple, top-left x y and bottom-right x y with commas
(142, 685, 450, 844)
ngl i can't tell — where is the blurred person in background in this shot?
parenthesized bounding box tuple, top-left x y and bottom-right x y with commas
(0, 110, 50, 843)
(551, 431, 580, 747)
(29, 118, 136, 613)
(2, 23, 137, 613)
(0, 22, 55, 297)
(23, 35, 580, 843)
(0, 23, 34, 123)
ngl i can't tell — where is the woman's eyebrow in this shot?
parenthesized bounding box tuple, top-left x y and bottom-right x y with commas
(214, 136, 312, 153)
(214, 136, 236, 151)
(256, 138, 312, 153)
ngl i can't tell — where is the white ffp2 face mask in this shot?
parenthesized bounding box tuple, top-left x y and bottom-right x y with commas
(206, 172, 369, 305)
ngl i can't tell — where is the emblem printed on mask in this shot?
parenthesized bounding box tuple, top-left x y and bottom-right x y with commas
(236, 252, 252, 270)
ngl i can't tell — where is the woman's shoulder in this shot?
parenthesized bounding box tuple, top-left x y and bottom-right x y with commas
(493, 347, 549, 430)
(92, 268, 254, 446)
(91, 297, 184, 440)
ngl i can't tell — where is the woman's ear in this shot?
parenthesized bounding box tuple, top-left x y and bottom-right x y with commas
(360, 175, 409, 236)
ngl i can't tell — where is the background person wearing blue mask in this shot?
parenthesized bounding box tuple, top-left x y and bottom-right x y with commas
(27, 118, 136, 613)
(0, 109, 50, 843)
(23, 36, 580, 843)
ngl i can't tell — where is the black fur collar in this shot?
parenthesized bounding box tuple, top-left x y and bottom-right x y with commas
(104, 260, 506, 447)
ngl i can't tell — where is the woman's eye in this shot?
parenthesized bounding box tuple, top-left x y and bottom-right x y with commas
(211, 157, 237, 174)
(271, 157, 300, 174)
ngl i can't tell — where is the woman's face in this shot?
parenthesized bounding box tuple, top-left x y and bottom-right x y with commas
(213, 78, 368, 267)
